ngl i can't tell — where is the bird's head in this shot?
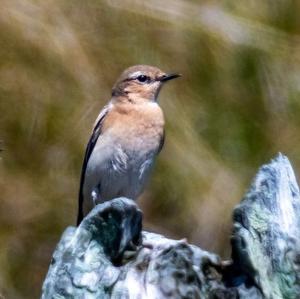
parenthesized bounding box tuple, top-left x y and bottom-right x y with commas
(112, 65, 180, 104)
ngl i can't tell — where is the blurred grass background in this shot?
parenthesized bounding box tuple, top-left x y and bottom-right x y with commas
(1, 0, 300, 297)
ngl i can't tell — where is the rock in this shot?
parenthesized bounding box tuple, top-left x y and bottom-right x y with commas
(41, 154, 300, 299)
(42, 198, 142, 299)
(232, 153, 300, 299)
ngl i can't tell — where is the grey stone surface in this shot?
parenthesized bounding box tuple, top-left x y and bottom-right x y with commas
(232, 154, 300, 299)
(41, 154, 300, 299)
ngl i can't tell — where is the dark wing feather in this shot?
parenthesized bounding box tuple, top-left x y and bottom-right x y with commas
(76, 106, 109, 225)
(157, 129, 165, 153)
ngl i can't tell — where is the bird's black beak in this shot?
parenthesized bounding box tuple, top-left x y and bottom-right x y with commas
(158, 73, 181, 82)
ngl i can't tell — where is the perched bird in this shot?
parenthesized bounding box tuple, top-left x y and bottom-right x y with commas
(77, 65, 180, 225)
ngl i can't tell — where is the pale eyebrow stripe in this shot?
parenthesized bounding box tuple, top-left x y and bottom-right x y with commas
(129, 71, 143, 79)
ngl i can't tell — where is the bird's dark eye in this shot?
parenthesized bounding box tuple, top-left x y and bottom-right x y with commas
(136, 75, 149, 83)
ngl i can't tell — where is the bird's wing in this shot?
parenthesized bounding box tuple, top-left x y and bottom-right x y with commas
(157, 129, 165, 153)
(77, 104, 110, 225)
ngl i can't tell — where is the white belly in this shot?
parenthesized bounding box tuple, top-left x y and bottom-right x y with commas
(82, 134, 156, 215)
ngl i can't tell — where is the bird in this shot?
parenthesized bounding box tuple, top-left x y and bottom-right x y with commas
(77, 65, 180, 225)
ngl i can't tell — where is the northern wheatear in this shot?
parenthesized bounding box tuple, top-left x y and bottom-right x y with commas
(77, 65, 180, 225)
